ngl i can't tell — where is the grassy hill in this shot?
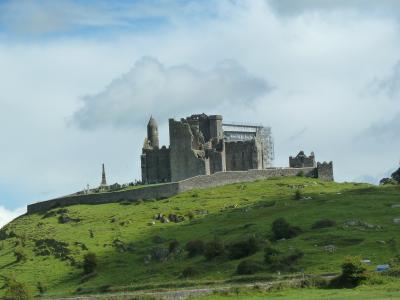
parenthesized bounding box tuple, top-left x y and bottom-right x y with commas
(1, 177, 400, 298)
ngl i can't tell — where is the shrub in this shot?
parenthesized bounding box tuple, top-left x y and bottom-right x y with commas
(187, 211, 195, 220)
(264, 242, 281, 265)
(271, 218, 301, 240)
(14, 246, 27, 262)
(37, 282, 46, 294)
(181, 266, 199, 278)
(311, 219, 336, 229)
(204, 239, 225, 260)
(294, 190, 302, 200)
(4, 277, 32, 300)
(228, 236, 259, 260)
(330, 256, 368, 288)
(264, 242, 304, 270)
(185, 239, 205, 257)
(279, 249, 304, 266)
(169, 240, 180, 254)
(236, 260, 262, 275)
(83, 252, 98, 274)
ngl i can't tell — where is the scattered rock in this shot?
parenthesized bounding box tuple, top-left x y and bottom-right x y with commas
(323, 244, 337, 253)
(343, 219, 382, 230)
(58, 214, 81, 224)
(391, 204, 400, 208)
(393, 218, 400, 224)
(113, 239, 127, 253)
(168, 214, 185, 223)
(149, 247, 170, 262)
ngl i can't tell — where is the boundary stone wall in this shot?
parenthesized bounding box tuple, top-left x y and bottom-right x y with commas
(27, 167, 321, 213)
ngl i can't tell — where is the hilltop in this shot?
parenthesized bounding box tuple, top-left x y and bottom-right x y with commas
(1, 177, 400, 298)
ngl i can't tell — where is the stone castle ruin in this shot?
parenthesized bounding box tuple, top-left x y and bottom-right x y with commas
(27, 113, 334, 213)
(141, 114, 275, 184)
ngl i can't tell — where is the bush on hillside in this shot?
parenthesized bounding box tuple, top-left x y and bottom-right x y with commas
(168, 240, 180, 254)
(4, 276, 32, 300)
(181, 266, 199, 278)
(14, 246, 27, 262)
(36, 282, 46, 294)
(228, 236, 260, 260)
(264, 241, 281, 265)
(204, 239, 225, 260)
(236, 260, 262, 275)
(187, 211, 195, 220)
(330, 256, 368, 288)
(83, 252, 98, 274)
(294, 190, 302, 200)
(297, 171, 305, 177)
(264, 242, 304, 271)
(185, 239, 205, 257)
(311, 219, 336, 229)
(271, 218, 301, 240)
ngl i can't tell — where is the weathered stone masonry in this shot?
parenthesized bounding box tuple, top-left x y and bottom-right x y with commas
(27, 165, 332, 213)
(26, 113, 334, 213)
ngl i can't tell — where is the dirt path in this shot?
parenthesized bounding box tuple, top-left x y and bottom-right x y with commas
(47, 277, 315, 300)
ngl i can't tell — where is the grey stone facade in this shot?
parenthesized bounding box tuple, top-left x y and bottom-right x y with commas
(141, 113, 268, 183)
(316, 161, 334, 181)
(25, 113, 335, 213)
(289, 151, 316, 168)
(141, 117, 171, 184)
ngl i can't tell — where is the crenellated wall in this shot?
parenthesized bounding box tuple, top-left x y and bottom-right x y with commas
(141, 146, 171, 184)
(316, 161, 334, 181)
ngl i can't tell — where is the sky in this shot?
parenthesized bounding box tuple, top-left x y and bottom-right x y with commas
(1, 0, 400, 227)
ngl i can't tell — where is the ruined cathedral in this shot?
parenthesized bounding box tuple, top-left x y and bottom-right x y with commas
(141, 114, 274, 184)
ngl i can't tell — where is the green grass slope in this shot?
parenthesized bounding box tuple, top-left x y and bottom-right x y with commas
(0, 177, 400, 297)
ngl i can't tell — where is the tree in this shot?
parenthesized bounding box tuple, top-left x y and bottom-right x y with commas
(4, 276, 32, 300)
(185, 239, 205, 257)
(330, 256, 368, 288)
(204, 239, 225, 260)
(271, 218, 301, 240)
(83, 252, 98, 274)
(14, 246, 27, 263)
(228, 236, 259, 260)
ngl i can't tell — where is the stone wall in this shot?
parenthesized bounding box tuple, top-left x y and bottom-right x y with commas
(141, 146, 171, 184)
(225, 140, 262, 171)
(169, 119, 207, 182)
(27, 183, 180, 213)
(289, 151, 316, 168)
(27, 166, 321, 213)
(316, 162, 334, 181)
(178, 167, 316, 191)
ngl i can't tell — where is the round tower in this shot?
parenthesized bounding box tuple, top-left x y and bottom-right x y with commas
(147, 116, 159, 148)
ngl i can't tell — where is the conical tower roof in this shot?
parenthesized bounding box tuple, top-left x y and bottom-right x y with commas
(148, 115, 157, 127)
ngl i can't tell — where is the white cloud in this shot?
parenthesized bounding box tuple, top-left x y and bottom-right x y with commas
(1, 0, 400, 211)
(369, 61, 400, 98)
(72, 57, 272, 129)
(0, 206, 25, 228)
